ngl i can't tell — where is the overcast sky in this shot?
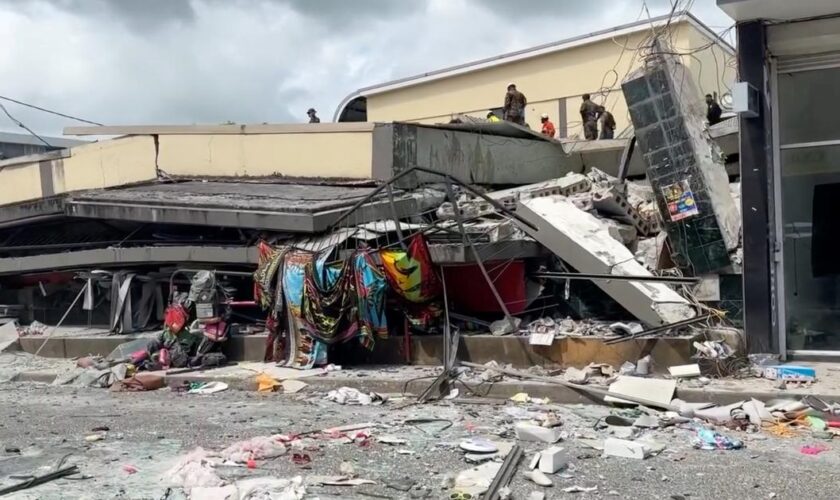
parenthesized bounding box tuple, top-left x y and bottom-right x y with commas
(0, 0, 733, 137)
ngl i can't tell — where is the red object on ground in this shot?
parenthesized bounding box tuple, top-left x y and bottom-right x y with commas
(246, 458, 257, 469)
(442, 260, 528, 314)
(801, 444, 830, 455)
(122, 464, 138, 474)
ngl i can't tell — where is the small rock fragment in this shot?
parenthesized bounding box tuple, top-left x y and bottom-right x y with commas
(524, 470, 553, 487)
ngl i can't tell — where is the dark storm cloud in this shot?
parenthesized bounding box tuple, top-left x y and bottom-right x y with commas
(2, 0, 196, 30)
(0, 0, 732, 136)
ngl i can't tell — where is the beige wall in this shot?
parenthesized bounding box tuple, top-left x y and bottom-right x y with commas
(0, 135, 158, 207)
(365, 20, 734, 138)
(159, 132, 374, 179)
(57, 136, 158, 193)
(0, 161, 43, 205)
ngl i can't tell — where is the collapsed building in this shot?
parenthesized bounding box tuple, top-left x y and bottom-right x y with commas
(0, 48, 743, 373)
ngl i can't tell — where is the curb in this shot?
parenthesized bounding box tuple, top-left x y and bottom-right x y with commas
(11, 369, 828, 406)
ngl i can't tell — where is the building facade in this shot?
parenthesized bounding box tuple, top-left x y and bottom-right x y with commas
(336, 13, 735, 139)
(0, 131, 85, 160)
(719, 0, 840, 357)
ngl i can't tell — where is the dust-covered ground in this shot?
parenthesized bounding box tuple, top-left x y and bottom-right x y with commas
(0, 382, 836, 499)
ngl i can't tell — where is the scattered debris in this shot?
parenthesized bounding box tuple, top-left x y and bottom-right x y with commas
(460, 438, 499, 454)
(668, 364, 701, 378)
(523, 469, 553, 487)
(763, 365, 816, 383)
(605, 376, 676, 407)
(692, 427, 744, 450)
(256, 373, 282, 392)
(188, 381, 229, 394)
(325, 387, 387, 405)
(538, 446, 567, 473)
(515, 423, 564, 444)
(563, 485, 598, 493)
(281, 379, 308, 394)
(603, 438, 651, 459)
(800, 444, 829, 455)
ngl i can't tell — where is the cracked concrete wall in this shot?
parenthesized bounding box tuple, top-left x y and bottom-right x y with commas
(388, 124, 580, 187)
(0, 136, 157, 208)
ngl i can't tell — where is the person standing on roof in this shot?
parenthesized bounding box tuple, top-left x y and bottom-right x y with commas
(307, 108, 321, 123)
(540, 113, 556, 138)
(487, 111, 501, 123)
(705, 94, 722, 126)
(503, 83, 527, 126)
(580, 93, 604, 140)
(599, 110, 616, 139)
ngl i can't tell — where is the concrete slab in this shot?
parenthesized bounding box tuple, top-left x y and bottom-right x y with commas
(516, 196, 695, 326)
(65, 181, 418, 233)
(0, 245, 258, 276)
(385, 123, 582, 188)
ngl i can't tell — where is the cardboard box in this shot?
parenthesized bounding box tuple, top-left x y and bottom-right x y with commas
(763, 365, 816, 382)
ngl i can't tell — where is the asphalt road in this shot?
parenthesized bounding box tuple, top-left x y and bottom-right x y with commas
(0, 383, 835, 499)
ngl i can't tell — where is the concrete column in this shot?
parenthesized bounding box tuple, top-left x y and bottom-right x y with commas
(737, 21, 778, 354)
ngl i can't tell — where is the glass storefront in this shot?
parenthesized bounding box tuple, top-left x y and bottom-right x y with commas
(778, 65, 840, 350)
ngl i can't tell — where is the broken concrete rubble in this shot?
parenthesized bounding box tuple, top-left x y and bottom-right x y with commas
(516, 196, 695, 325)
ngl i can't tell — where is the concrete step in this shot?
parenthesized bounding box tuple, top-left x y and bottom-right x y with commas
(11, 365, 834, 407)
(18, 333, 695, 370)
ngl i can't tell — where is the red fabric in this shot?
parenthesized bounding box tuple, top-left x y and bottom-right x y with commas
(442, 260, 527, 314)
(164, 304, 189, 333)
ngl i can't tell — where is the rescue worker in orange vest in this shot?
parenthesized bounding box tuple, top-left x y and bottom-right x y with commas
(540, 113, 556, 138)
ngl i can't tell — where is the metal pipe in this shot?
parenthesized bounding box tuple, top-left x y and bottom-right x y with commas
(533, 272, 699, 284)
(604, 313, 712, 345)
(33, 281, 88, 358)
(326, 167, 418, 230)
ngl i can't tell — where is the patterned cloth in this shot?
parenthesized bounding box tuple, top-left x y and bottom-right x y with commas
(283, 251, 327, 368)
(301, 256, 357, 345)
(299, 250, 390, 350)
(353, 251, 389, 347)
(254, 242, 285, 311)
(379, 234, 441, 303)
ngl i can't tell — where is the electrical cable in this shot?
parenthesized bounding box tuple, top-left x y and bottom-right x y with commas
(0, 102, 52, 147)
(0, 94, 103, 126)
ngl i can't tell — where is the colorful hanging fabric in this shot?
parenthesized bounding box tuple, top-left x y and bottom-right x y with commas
(379, 234, 442, 303)
(353, 251, 388, 347)
(300, 256, 359, 345)
(282, 251, 327, 368)
(253, 241, 285, 311)
(254, 242, 288, 363)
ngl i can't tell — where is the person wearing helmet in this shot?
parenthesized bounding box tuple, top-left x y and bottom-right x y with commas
(503, 83, 527, 125)
(486, 111, 501, 123)
(540, 113, 556, 138)
(307, 108, 320, 123)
